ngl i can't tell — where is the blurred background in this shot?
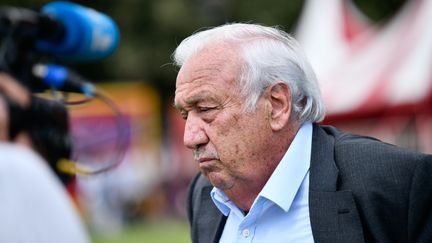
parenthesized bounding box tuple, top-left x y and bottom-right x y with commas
(0, 0, 430, 242)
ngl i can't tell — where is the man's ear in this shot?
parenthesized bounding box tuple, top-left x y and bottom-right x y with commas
(267, 82, 291, 131)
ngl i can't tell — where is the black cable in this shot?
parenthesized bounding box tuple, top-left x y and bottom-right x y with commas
(57, 89, 129, 176)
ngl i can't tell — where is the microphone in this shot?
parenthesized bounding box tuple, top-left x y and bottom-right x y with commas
(32, 63, 96, 96)
(36, 1, 120, 62)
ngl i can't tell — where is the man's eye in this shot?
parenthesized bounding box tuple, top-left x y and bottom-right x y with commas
(198, 107, 215, 112)
(180, 111, 188, 120)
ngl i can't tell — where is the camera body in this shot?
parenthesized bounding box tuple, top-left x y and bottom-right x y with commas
(3, 90, 73, 184)
(0, 3, 76, 181)
(0, 2, 122, 178)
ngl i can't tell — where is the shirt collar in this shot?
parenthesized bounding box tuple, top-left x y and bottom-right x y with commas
(210, 122, 313, 214)
(259, 122, 312, 212)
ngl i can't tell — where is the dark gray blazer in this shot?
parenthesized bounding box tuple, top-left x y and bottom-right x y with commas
(186, 124, 432, 243)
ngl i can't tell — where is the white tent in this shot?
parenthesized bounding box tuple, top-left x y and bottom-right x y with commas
(295, 0, 432, 152)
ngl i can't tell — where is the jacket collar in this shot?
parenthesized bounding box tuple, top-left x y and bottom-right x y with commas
(308, 124, 364, 243)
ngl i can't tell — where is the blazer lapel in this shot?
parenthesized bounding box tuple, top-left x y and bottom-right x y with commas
(195, 185, 227, 243)
(309, 125, 364, 243)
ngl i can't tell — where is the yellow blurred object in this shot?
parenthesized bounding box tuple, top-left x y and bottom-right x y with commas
(57, 159, 91, 176)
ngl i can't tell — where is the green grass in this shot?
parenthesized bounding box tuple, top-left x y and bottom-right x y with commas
(91, 218, 190, 243)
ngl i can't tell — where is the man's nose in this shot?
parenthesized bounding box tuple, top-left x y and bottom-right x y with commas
(183, 113, 208, 149)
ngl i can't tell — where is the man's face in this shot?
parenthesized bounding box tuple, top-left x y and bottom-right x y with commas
(174, 43, 275, 191)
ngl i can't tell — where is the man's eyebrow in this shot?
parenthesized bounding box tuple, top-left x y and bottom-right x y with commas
(172, 98, 199, 112)
(172, 102, 184, 111)
(173, 92, 218, 110)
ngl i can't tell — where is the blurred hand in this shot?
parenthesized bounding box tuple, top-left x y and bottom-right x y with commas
(0, 73, 31, 142)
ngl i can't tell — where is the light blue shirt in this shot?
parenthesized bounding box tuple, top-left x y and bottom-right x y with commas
(211, 122, 314, 243)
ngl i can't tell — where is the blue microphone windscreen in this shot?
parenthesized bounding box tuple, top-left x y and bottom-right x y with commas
(36, 1, 120, 62)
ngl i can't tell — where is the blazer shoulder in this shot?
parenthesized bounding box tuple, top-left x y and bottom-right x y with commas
(320, 124, 432, 193)
(319, 124, 430, 161)
(315, 124, 432, 190)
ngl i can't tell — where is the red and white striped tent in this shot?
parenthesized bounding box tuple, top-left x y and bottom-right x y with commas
(295, 0, 432, 152)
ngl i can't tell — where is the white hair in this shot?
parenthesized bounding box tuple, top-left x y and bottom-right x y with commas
(173, 23, 325, 123)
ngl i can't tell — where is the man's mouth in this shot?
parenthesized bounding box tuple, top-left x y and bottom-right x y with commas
(198, 157, 215, 163)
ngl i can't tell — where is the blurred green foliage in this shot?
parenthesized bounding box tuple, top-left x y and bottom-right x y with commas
(91, 219, 189, 243)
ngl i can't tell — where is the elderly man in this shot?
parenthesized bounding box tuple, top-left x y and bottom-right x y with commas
(173, 23, 432, 243)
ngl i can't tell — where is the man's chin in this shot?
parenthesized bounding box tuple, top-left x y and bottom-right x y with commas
(206, 172, 233, 190)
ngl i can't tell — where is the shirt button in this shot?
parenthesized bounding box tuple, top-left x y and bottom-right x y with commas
(242, 228, 250, 238)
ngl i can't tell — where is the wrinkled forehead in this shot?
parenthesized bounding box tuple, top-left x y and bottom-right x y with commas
(175, 42, 243, 88)
(174, 43, 244, 108)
